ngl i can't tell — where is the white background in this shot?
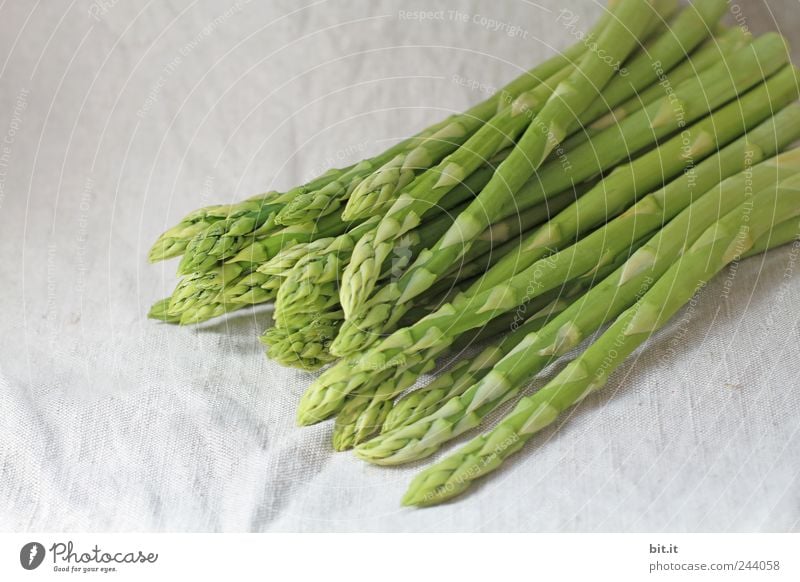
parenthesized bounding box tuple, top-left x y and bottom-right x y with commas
(1, 0, 799, 532)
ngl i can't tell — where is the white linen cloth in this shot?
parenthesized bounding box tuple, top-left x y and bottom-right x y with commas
(1, 0, 799, 532)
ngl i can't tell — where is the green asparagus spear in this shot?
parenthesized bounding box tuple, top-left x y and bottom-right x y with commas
(334, 215, 656, 448)
(147, 169, 344, 263)
(330, 185, 600, 444)
(150, 0, 677, 264)
(357, 145, 800, 465)
(402, 170, 800, 505)
(331, 284, 583, 450)
(342, 165, 590, 319)
(274, 194, 478, 324)
(272, 0, 643, 227)
(148, 204, 236, 263)
(274, 125, 463, 227)
(300, 95, 800, 426)
(746, 218, 800, 254)
(147, 297, 183, 324)
(337, 66, 574, 223)
(221, 149, 512, 281)
(333, 51, 796, 358)
(167, 259, 279, 313)
(333, 264, 628, 451)
(341, 226, 654, 449)
(265, 205, 474, 364)
(558, 26, 753, 155)
(567, 0, 729, 133)
(468, 64, 800, 295)
(179, 200, 357, 275)
(270, 189, 576, 370)
(261, 313, 343, 370)
(176, 299, 247, 326)
(380, 237, 648, 434)
(335, 2, 680, 225)
(266, 0, 678, 229)
(151, 0, 628, 261)
(339, 0, 664, 320)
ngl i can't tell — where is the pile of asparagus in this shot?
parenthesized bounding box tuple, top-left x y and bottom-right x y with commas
(148, 0, 800, 506)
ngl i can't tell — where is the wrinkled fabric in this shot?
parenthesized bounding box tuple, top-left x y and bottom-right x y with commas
(1, 0, 799, 532)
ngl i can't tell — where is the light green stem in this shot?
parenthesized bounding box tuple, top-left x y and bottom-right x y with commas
(402, 170, 800, 506)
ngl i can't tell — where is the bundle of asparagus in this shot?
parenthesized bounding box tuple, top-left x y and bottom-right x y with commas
(147, 0, 800, 506)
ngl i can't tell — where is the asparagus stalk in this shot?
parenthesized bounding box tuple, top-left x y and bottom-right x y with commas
(268, 189, 576, 369)
(255, 239, 319, 277)
(339, 0, 663, 321)
(265, 272, 485, 371)
(330, 184, 600, 439)
(277, 0, 655, 227)
(272, 224, 380, 322)
(261, 313, 343, 370)
(338, 70, 578, 315)
(432, 33, 800, 302)
(168, 262, 247, 309)
(336, 2, 684, 224)
(163, 266, 280, 325)
(423, 178, 600, 301)
(273, 226, 433, 326)
(402, 171, 800, 505)
(165, 286, 220, 319)
(173, 0, 636, 245)
(380, 237, 648, 435)
(746, 218, 800, 254)
(340, 181, 578, 329)
(274, 190, 483, 324)
(566, 0, 729, 134)
(333, 34, 791, 357)
(343, 166, 591, 320)
(147, 297, 182, 324)
(166, 259, 279, 313)
(161, 167, 366, 270)
(332, 247, 640, 451)
(181, 198, 361, 274)
(334, 55, 796, 360)
(337, 64, 574, 224)
(296, 240, 573, 421)
(219, 269, 278, 305)
(612, 25, 752, 116)
(555, 26, 753, 156)
(336, 210, 659, 448)
(175, 298, 247, 326)
(357, 145, 800, 465)
(224, 148, 512, 278)
(149, 0, 677, 264)
(264, 204, 475, 363)
(468, 64, 800, 296)
(345, 230, 649, 446)
(148, 203, 237, 263)
(300, 97, 800, 426)
(330, 309, 528, 450)
(147, 168, 346, 263)
(259, 151, 510, 281)
(183, 148, 503, 276)
(332, 284, 581, 450)
(274, 122, 471, 226)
